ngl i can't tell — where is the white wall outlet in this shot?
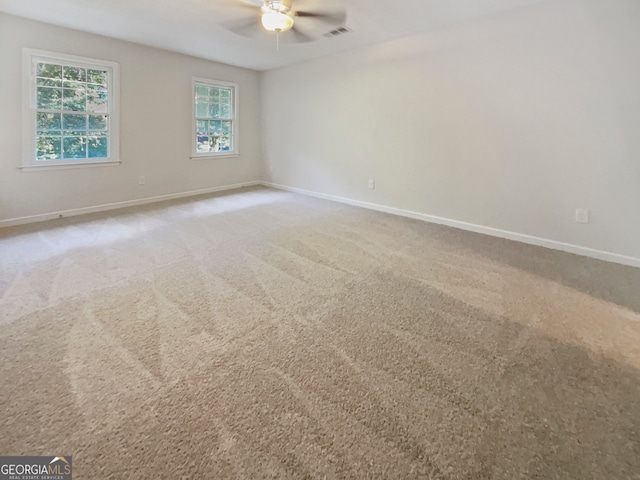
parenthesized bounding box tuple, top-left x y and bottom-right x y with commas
(575, 208, 590, 224)
(138, 176, 145, 185)
(368, 179, 375, 190)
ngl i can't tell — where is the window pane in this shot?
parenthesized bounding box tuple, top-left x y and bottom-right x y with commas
(210, 88, 220, 101)
(209, 104, 220, 118)
(196, 135, 211, 153)
(221, 121, 231, 134)
(36, 136, 62, 160)
(195, 85, 208, 97)
(87, 69, 107, 85)
(63, 87, 86, 111)
(88, 114, 107, 131)
(65, 131, 88, 137)
(37, 87, 62, 110)
(63, 136, 87, 159)
(196, 120, 207, 134)
(63, 66, 86, 83)
(37, 77, 62, 88)
(87, 85, 107, 113)
(218, 135, 231, 151)
(37, 113, 62, 132)
(63, 114, 87, 131)
(88, 135, 108, 158)
(209, 120, 221, 133)
(195, 102, 209, 118)
(220, 104, 231, 118)
(63, 80, 85, 90)
(220, 89, 230, 100)
(36, 63, 62, 79)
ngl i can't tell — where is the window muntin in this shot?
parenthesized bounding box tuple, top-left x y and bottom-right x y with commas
(23, 49, 119, 168)
(192, 79, 238, 157)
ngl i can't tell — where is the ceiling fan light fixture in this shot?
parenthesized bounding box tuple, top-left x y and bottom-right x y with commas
(261, 10, 293, 32)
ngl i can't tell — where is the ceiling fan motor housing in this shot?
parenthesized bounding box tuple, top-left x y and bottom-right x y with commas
(261, 0, 294, 32)
(261, 1, 290, 15)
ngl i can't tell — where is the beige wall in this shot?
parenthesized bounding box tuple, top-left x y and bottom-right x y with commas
(0, 13, 262, 222)
(261, 0, 640, 262)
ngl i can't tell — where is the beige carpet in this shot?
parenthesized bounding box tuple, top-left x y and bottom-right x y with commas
(1, 186, 639, 479)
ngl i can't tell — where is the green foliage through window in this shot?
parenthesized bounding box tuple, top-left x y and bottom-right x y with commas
(34, 61, 110, 161)
(194, 82, 234, 154)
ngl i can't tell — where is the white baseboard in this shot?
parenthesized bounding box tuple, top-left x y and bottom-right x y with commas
(3, 178, 638, 269)
(0, 181, 260, 228)
(261, 181, 640, 269)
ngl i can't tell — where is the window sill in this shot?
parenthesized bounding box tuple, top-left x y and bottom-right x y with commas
(190, 153, 239, 160)
(19, 160, 122, 171)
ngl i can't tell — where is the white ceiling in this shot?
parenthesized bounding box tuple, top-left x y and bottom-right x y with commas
(0, 0, 546, 71)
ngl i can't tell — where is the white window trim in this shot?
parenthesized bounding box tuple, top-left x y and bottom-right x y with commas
(21, 48, 120, 170)
(191, 77, 239, 159)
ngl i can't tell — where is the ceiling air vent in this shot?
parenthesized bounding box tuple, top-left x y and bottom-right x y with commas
(324, 26, 351, 38)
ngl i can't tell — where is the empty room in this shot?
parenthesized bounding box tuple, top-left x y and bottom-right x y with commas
(1, 0, 639, 478)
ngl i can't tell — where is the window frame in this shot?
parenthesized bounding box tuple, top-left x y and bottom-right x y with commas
(191, 77, 239, 159)
(21, 48, 120, 170)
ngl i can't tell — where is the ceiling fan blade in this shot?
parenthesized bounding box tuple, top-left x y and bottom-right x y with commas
(290, 24, 315, 43)
(228, 17, 262, 37)
(294, 9, 346, 26)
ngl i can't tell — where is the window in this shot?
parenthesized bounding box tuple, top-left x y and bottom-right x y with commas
(192, 78, 238, 157)
(22, 49, 119, 168)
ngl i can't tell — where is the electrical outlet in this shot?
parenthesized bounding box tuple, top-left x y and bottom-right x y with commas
(138, 176, 145, 185)
(368, 179, 375, 190)
(575, 208, 590, 224)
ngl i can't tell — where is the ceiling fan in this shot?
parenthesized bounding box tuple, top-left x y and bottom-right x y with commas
(226, 0, 347, 44)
